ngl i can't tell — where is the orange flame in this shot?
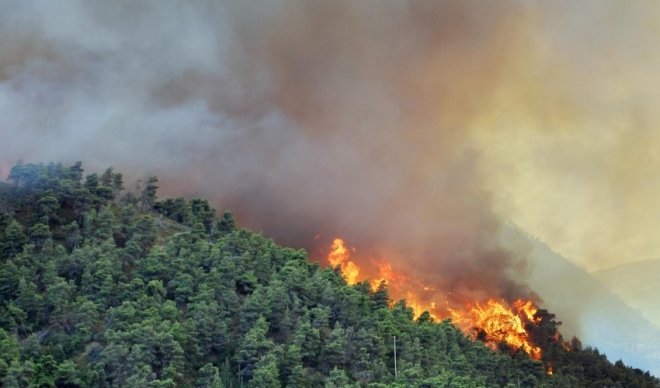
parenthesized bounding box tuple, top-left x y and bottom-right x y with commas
(324, 237, 543, 360)
(449, 299, 542, 359)
(328, 238, 360, 285)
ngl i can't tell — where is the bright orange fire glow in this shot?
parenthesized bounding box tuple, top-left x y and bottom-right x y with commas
(449, 299, 541, 359)
(328, 238, 360, 285)
(324, 237, 543, 360)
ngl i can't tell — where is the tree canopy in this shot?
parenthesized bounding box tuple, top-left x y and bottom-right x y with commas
(0, 161, 657, 387)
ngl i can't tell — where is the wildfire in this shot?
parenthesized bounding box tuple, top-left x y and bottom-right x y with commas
(449, 299, 542, 359)
(325, 237, 543, 360)
(327, 238, 360, 285)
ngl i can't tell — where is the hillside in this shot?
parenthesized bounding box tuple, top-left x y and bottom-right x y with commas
(593, 259, 660, 330)
(500, 225, 660, 376)
(0, 161, 657, 387)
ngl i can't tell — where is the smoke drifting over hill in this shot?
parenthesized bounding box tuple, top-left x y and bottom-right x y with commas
(2, 0, 660, 332)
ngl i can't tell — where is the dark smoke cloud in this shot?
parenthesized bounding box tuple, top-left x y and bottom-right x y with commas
(1, 0, 534, 305)
(4, 1, 660, 359)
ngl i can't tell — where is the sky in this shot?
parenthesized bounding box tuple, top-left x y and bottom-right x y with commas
(1, 1, 660, 283)
(473, 1, 660, 272)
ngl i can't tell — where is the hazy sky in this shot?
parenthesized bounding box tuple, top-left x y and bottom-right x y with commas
(474, 1, 660, 272)
(2, 0, 659, 276)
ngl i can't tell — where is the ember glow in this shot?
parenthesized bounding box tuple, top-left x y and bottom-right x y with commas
(326, 238, 543, 359)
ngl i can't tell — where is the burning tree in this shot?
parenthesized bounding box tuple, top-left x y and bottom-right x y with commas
(323, 237, 571, 366)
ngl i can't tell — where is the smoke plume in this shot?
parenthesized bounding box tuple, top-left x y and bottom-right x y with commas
(2, 0, 660, 339)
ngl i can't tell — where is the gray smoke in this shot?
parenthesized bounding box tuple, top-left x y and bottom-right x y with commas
(3, 1, 660, 348)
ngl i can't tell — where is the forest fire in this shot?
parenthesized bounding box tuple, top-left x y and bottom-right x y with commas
(327, 238, 360, 285)
(449, 299, 542, 359)
(325, 238, 543, 360)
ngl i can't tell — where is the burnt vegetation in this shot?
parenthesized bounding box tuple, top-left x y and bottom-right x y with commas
(0, 161, 657, 387)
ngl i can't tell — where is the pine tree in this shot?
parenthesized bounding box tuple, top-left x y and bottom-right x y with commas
(141, 176, 159, 211)
(2, 220, 26, 258)
(250, 353, 281, 388)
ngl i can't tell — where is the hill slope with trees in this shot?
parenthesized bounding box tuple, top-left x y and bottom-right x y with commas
(0, 161, 657, 387)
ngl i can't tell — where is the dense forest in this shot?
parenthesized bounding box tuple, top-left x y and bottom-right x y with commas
(0, 161, 657, 387)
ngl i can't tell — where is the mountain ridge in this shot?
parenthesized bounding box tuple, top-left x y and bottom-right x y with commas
(500, 224, 660, 376)
(592, 258, 660, 331)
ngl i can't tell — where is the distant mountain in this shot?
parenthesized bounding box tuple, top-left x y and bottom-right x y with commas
(500, 224, 660, 376)
(593, 259, 660, 330)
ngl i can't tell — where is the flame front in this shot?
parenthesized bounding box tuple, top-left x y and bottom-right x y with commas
(328, 238, 360, 285)
(325, 237, 543, 360)
(449, 299, 541, 360)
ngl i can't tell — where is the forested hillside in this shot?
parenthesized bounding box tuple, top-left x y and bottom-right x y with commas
(0, 162, 657, 387)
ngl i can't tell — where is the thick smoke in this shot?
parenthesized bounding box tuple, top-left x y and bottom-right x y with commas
(2, 0, 660, 333)
(0, 0, 536, 305)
